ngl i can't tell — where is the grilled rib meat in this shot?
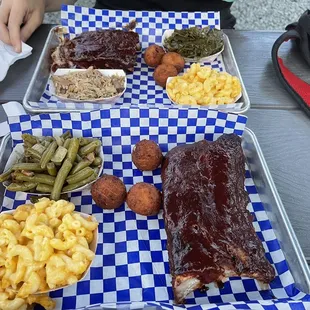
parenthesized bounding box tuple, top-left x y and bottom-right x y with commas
(51, 29, 140, 72)
(161, 134, 275, 304)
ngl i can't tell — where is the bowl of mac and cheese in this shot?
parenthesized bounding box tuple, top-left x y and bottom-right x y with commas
(0, 198, 98, 310)
(166, 63, 242, 108)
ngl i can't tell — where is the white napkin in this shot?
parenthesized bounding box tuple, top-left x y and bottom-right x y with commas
(0, 40, 32, 82)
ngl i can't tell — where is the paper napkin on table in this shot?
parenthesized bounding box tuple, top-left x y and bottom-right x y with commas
(0, 40, 32, 82)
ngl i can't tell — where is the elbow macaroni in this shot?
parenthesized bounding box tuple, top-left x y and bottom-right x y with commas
(166, 63, 242, 106)
(0, 198, 98, 310)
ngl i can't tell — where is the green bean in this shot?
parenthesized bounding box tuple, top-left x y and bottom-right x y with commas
(70, 159, 92, 175)
(76, 154, 83, 163)
(40, 141, 58, 169)
(63, 138, 71, 149)
(55, 136, 64, 146)
(78, 137, 94, 147)
(79, 140, 101, 157)
(12, 163, 44, 172)
(47, 163, 57, 176)
(86, 152, 95, 163)
(92, 156, 102, 167)
(66, 138, 79, 164)
(24, 152, 32, 159)
(25, 148, 41, 161)
(32, 143, 46, 155)
(7, 182, 37, 192)
(22, 134, 37, 146)
(50, 159, 72, 201)
(93, 167, 100, 176)
(42, 136, 54, 143)
(95, 146, 101, 156)
(35, 174, 56, 184)
(14, 173, 30, 182)
(0, 168, 12, 182)
(51, 146, 67, 163)
(14, 173, 55, 186)
(61, 130, 71, 139)
(42, 140, 51, 148)
(66, 167, 94, 185)
(62, 173, 97, 192)
(24, 140, 34, 149)
(36, 183, 53, 193)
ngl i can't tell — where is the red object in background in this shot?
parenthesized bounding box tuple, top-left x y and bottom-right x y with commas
(271, 10, 310, 116)
(277, 57, 310, 107)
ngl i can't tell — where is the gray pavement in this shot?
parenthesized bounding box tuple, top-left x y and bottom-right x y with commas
(43, 0, 309, 30)
(232, 0, 308, 30)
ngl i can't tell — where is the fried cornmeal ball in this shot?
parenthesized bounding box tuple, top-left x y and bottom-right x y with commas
(127, 182, 161, 216)
(132, 139, 163, 171)
(91, 174, 127, 209)
(144, 44, 166, 67)
(153, 64, 178, 87)
(161, 52, 185, 73)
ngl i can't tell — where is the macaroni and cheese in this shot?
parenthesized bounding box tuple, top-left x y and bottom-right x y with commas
(0, 198, 98, 310)
(166, 63, 242, 106)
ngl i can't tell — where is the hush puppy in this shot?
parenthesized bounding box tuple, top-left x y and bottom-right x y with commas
(91, 174, 127, 210)
(127, 182, 161, 216)
(153, 64, 178, 87)
(144, 44, 165, 67)
(132, 139, 163, 171)
(161, 52, 185, 73)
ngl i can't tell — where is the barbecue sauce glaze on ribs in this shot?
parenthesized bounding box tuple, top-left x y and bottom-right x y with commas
(51, 30, 140, 72)
(161, 134, 275, 304)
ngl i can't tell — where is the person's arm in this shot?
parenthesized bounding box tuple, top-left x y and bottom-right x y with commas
(0, 0, 76, 53)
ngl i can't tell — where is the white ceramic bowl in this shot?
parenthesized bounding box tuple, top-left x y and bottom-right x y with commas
(162, 29, 224, 63)
(49, 69, 127, 104)
(1, 209, 98, 294)
(166, 76, 242, 110)
(3, 141, 104, 195)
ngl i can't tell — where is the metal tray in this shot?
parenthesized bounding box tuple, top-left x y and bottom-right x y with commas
(0, 128, 309, 294)
(242, 128, 310, 294)
(0, 134, 11, 200)
(22, 26, 250, 114)
(222, 32, 250, 113)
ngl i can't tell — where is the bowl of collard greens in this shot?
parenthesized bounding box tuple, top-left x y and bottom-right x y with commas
(162, 26, 224, 63)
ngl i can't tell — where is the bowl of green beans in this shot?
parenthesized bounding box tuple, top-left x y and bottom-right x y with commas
(0, 132, 104, 200)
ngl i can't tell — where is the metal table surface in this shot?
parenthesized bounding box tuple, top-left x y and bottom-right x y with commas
(0, 26, 310, 260)
(246, 109, 310, 260)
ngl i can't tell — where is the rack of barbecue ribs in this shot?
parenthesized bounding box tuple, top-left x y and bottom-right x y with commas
(161, 134, 275, 304)
(51, 29, 140, 72)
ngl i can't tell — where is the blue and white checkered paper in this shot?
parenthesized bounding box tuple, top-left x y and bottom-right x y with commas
(4, 106, 310, 309)
(34, 5, 244, 112)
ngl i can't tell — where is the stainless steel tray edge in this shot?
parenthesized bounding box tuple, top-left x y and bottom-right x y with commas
(0, 134, 11, 209)
(222, 34, 250, 114)
(243, 128, 310, 294)
(0, 133, 10, 164)
(23, 27, 250, 114)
